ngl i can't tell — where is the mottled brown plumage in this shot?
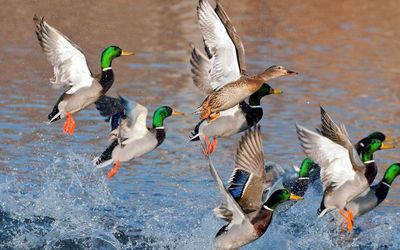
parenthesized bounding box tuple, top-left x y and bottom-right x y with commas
(194, 66, 297, 120)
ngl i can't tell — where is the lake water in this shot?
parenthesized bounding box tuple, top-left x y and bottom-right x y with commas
(0, 0, 399, 249)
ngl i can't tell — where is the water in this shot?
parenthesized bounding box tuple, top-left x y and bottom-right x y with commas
(0, 0, 399, 249)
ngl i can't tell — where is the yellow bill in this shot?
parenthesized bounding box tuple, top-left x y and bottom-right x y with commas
(121, 50, 135, 56)
(289, 193, 303, 201)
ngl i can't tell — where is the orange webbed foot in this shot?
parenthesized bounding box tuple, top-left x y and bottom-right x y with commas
(63, 112, 76, 135)
(107, 160, 121, 179)
(346, 209, 354, 232)
(202, 136, 218, 155)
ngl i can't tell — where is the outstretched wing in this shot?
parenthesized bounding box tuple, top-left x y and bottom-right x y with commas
(33, 15, 93, 94)
(204, 151, 246, 225)
(214, 0, 247, 75)
(190, 46, 213, 94)
(317, 106, 364, 169)
(296, 124, 358, 192)
(197, 0, 241, 90)
(95, 95, 149, 144)
(228, 125, 268, 211)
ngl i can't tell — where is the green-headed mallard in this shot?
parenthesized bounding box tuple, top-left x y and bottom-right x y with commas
(93, 95, 183, 178)
(204, 125, 302, 249)
(33, 15, 134, 135)
(296, 107, 394, 232)
(291, 131, 394, 196)
(346, 163, 400, 217)
(192, 0, 297, 123)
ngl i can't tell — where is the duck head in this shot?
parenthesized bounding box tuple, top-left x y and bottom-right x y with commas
(249, 83, 282, 106)
(263, 189, 303, 210)
(101, 45, 134, 69)
(152, 106, 184, 128)
(356, 131, 386, 154)
(360, 138, 395, 162)
(298, 158, 317, 178)
(259, 65, 298, 82)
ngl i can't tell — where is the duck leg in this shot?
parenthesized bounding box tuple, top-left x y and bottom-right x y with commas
(209, 137, 218, 154)
(207, 111, 220, 123)
(345, 208, 354, 232)
(338, 209, 353, 232)
(63, 112, 76, 135)
(107, 160, 121, 179)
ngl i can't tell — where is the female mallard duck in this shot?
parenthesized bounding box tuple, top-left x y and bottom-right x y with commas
(192, 0, 297, 123)
(291, 131, 394, 196)
(204, 126, 302, 249)
(189, 0, 282, 153)
(33, 15, 134, 135)
(296, 107, 394, 232)
(93, 95, 183, 178)
(346, 163, 400, 217)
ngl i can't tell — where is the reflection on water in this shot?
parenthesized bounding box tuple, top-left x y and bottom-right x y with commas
(0, 0, 399, 249)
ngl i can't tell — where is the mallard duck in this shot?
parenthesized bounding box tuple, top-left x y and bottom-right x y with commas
(93, 95, 183, 178)
(189, 0, 282, 154)
(296, 107, 394, 232)
(192, 0, 297, 123)
(346, 163, 400, 217)
(204, 126, 302, 249)
(33, 15, 134, 135)
(291, 131, 394, 196)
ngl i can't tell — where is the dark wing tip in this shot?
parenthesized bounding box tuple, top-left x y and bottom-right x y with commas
(95, 95, 125, 118)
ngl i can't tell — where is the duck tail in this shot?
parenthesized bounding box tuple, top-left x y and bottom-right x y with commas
(93, 139, 119, 168)
(47, 111, 61, 124)
(189, 120, 204, 141)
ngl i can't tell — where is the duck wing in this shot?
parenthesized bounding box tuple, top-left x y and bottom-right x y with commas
(190, 46, 213, 94)
(33, 15, 93, 94)
(214, 0, 247, 75)
(296, 124, 359, 193)
(205, 152, 246, 225)
(317, 106, 365, 169)
(196, 0, 241, 91)
(95, 95, 149, 145)
(228, 126, 268, 212)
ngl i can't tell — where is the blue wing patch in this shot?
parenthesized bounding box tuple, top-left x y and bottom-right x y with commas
(109, 112, 124, 131)
(228, 169, 250, 200)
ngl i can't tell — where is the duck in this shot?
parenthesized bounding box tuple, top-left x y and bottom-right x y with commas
(203, 125, 302, 249)
(33, 15, 134, 135)
(296, 107, 394, 232)
(189, 0, 282, 154)
(345, 163, 400, 217)
(93, 95, 183, 179)
(192, 0, 297, 124)
(291, 131, 394, 196)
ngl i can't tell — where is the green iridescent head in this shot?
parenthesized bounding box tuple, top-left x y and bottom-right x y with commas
(298, 158, 316, 178)
(249, 83, 282, 106)
(101, 45, 134, 69)
(382, 163, 400, 185)
(264, 189, 302, 209)
(152, 106, 183, 128)
(356, 132, 385, 153)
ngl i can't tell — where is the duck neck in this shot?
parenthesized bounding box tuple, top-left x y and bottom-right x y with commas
(291, 158, 316, 196)
(100, 53, 115, 92)
(248, 91, 263, 107)
(361, 149, 377, 184)
(152, 111, 168, 147)
(376, 164, 400, 203)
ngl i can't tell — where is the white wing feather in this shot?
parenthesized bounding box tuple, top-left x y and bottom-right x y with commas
(296, 124, 356, 192)
(119, 99, 149, 145)
(197, 0, 241, 89)
(34, 16, 93, 94)
(206, 154, 246, 225)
